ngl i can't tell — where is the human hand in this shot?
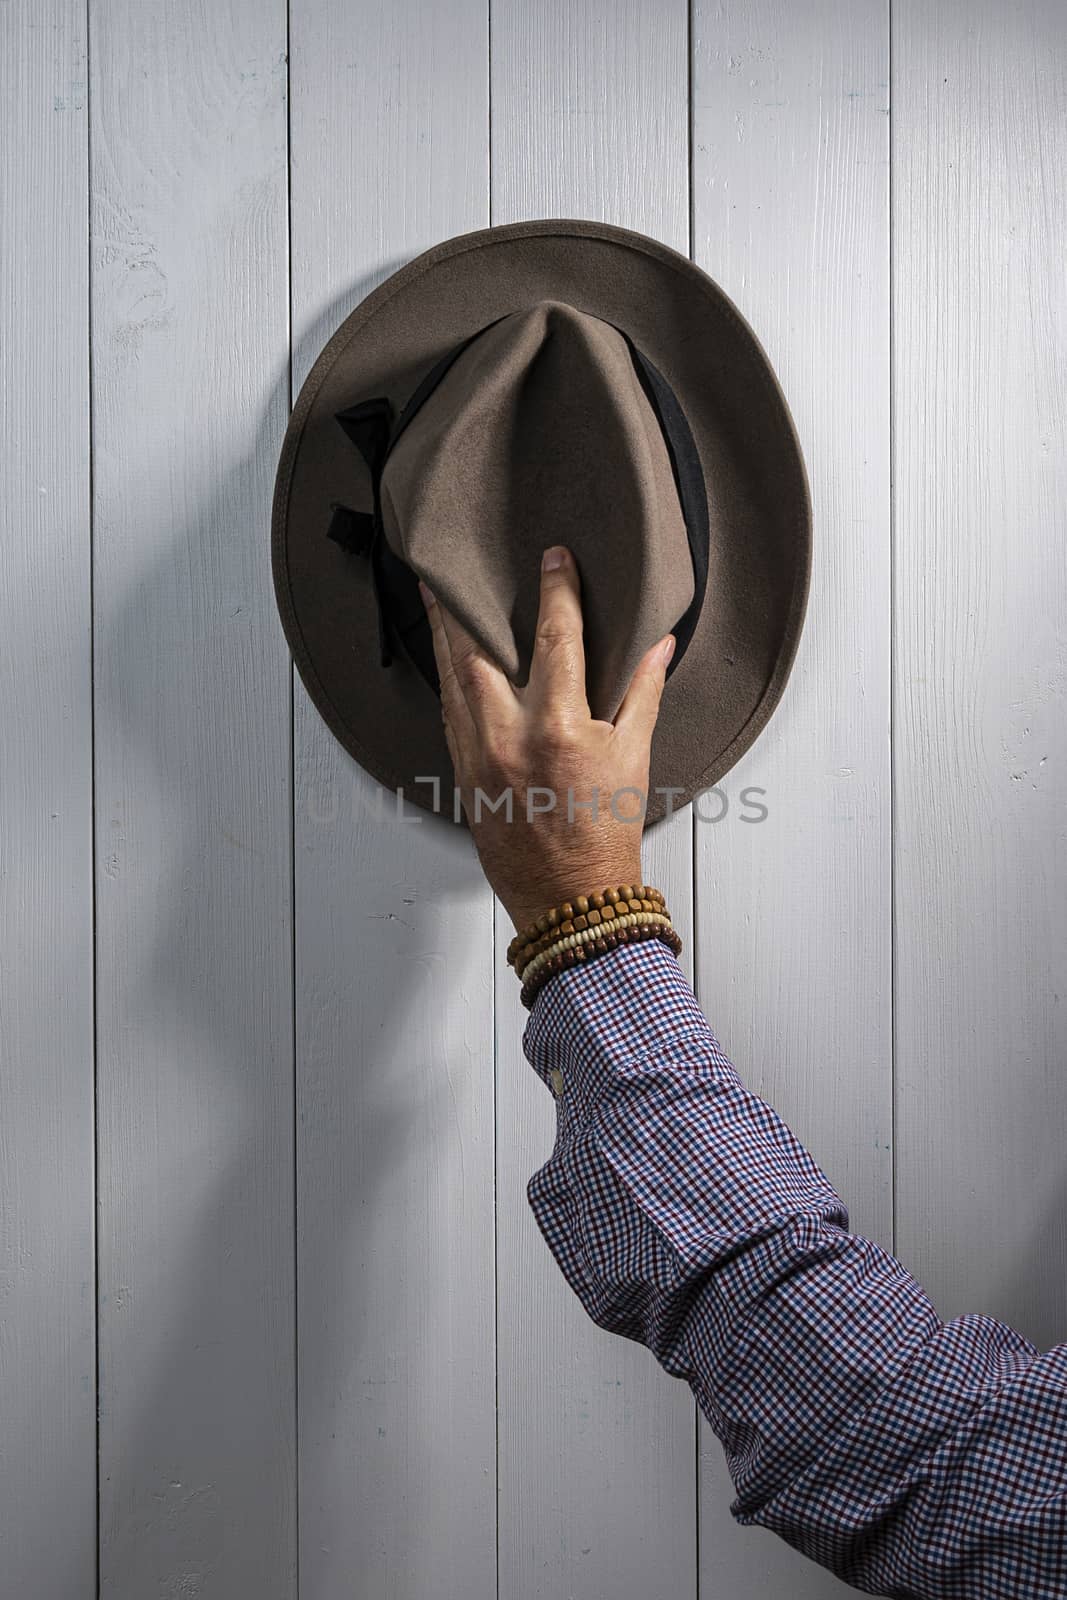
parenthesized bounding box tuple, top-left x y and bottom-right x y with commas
(419, 544, 675, 933)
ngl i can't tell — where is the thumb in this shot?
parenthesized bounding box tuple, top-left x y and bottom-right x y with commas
(613, 633, 674, 745)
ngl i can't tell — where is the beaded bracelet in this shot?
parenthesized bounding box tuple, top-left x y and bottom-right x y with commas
(514, 892, 672, 979)
(507, 884, 667, 970)
(507, 882, 666, 966)
(508, 882, 666, 965)
(520, 919, 682, 1010)
(519, 908, 674, 988)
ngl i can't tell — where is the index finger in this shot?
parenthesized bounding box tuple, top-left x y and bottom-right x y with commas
(419, 578, 517, 731)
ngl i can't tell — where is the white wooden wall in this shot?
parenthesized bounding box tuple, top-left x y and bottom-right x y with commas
(2, 3, 1064, 1598)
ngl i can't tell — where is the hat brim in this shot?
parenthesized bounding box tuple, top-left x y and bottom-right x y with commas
(272, 219, 811, 825)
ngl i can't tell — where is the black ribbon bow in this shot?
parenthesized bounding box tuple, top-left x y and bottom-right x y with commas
(327, 395, 440, 685)
(326, 323, 509, 692)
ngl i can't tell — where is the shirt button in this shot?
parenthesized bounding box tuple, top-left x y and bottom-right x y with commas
(549, 1067, 565, 1099)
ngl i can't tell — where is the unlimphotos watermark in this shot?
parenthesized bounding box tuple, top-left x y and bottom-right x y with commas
(303, 779, 769, 826)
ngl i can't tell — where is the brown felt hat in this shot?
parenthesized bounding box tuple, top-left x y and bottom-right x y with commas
(271, 219, 811, 825)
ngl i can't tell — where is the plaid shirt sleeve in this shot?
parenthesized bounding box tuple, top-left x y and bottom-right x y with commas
(522, 938, 1067, 1599)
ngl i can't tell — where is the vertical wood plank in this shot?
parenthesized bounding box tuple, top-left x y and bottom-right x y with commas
(894, 1, 1067, 1348)
(91, 3, 295, 1593)
(491, 6, 698, 1597)
(0, 3, 95, 1592)
(692, 3, 891, 1593)
(288, 6, 496, 1597)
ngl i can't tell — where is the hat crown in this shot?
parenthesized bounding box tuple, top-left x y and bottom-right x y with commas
(379, 298, 695, 721)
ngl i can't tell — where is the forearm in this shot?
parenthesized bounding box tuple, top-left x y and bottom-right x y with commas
(523, 939, 921, 1507)
(523, 940, 1060, 1597)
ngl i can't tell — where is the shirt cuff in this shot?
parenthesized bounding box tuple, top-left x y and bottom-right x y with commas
(522, 938, 737, 1131)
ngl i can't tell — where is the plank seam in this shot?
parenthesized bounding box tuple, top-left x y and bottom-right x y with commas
(286, 0, 300, 1593)
(488, 10, 499, 1596)
(888, 0, 898, 1264)
(686, 7, 702, 1595)
(86, 0, 101, 1591)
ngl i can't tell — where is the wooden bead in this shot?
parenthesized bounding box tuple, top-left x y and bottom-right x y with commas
(574, 914, 587, 932)
(604, 887, 619, 905)
(591, 891, 605, 910)
(546, 907, 559, 927)
(587, 908, 601, 926)
(627, 898, 641, 912)
(600, 903, 615, 920)
(561, 919, 574, 935)
(575, 894, 589, 914)
(560, 902, 573, 920)
(618, 885, 633, 901)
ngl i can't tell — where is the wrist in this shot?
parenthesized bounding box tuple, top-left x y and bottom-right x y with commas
(512, 885, 680, 1008)
(503, 861, 645, 935)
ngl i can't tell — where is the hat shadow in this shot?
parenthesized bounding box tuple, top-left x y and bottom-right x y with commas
(97, 265, 484, 1586)
(959, 1159, 1067, 1355)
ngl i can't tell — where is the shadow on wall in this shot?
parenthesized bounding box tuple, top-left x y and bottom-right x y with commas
(987, 1163, 1067, 1354)
(96, 264, 493, 1594)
